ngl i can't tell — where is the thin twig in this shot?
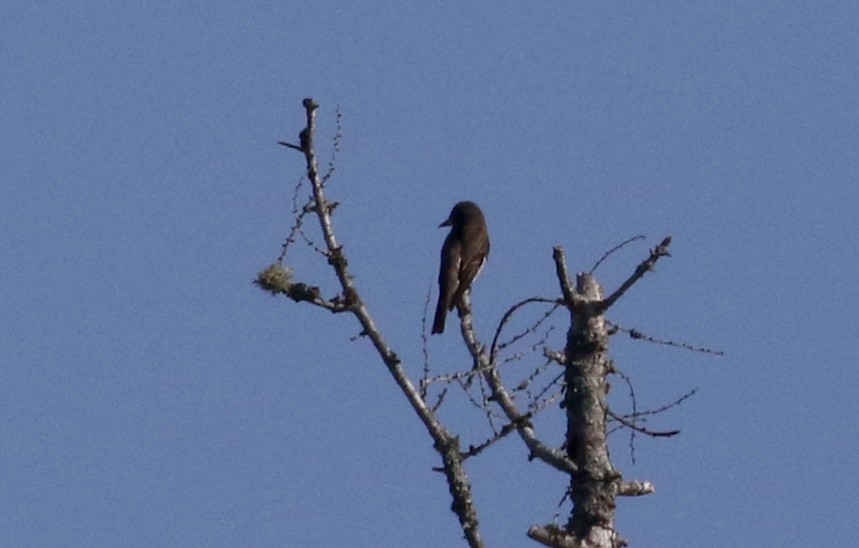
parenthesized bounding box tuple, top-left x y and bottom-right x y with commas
(458, 293, 577, 474)
(590, 235, 646, 273)
(607, 409, 680, 437)
(460, 413, 534, 461)
(607, 320, 724, 355)
(621, 388, 698, 419)
(599, 236, 672, 312)
(613, 367, 639, 464)
(420, 288, 432, 399)
(322, 106, 343, 183)
(490, 297, 560, 363)
(283, 98, 485, 547)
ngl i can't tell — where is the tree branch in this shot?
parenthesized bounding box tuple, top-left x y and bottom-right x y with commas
(598, 236, 672, 312)
(458, 294, 577, 475)
(490, 297, 561, 363)
(607, 409, 680, 438)
(280, 98, 485, 548)
(265, 99, 696, 548)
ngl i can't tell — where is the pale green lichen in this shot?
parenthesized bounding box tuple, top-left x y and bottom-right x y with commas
(254, 263, 293, 295)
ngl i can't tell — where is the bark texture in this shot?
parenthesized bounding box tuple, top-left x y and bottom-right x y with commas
(563, 272, 621, 547)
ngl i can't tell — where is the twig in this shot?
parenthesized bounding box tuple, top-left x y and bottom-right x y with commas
(607, 410, 680, 437)
(282, 98, 485, 547)
(420, 289, 432, 398)
(590, 235, 645, 273)
(322, 106, 343, 183)
(490, 297, 560, 363)
(599, 236, 672, 312)
(614, 367, 639, 464)
(514, 359, 556, 393)
(621, 388, 698, 419)
(458, 293, 577, 474)
(607, 321, 724, 355)
(460, 413, 534, 461)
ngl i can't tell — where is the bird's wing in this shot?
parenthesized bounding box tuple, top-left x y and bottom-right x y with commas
(439, 239, 462, 312)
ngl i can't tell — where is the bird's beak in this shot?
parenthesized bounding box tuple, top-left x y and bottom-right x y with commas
(439, 217, 453, 228)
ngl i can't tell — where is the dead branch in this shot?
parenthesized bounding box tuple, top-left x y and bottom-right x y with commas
(273, 98, 485, 548)
(607, 321, 724, 355)
(489, 297, 561, 362)
(607, 410, 680, 437)
(590, 234, 645, 273)
(457, 294, 577, 475)
(598, 236, 672, 312)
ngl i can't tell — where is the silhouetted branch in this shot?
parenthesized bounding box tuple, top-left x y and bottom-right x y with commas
(622, 388, 698, 420)
(613, 367, 641, 464)
(263, 99, 707, 548)
(270, 98, 485, 548)
(607, 410, 680, 437)
(607, 321, 724, 355)
(322, 106, 343, 183)
(599, 236, 672, 312)
(524, 371, 564, 411)
(590, 234, 645, 273)
(460, 413, 534, 461)
(459, 294, 578, 475)
(490, 297, 560, 362)
(420, 290, 433, 398)
(514, 360, 558, 393)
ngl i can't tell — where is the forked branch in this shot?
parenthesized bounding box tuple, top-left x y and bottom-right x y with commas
(272, 98, 485, 548)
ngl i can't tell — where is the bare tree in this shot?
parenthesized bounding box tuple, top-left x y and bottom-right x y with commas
(256, 98, 715, 547)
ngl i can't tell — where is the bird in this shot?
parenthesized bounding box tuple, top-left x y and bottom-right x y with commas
(431, 201, 490, 334)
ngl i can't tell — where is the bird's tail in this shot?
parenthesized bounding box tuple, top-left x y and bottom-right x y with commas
(431, 296, 447, 334)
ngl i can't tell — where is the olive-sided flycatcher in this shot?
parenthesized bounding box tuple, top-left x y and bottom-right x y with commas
(431, 201, 490, 334)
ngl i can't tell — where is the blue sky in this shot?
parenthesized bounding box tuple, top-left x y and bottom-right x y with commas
(2, 2, 858, 547)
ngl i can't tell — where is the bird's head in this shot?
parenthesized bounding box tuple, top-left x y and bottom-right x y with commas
(440, 201, 484, 228)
